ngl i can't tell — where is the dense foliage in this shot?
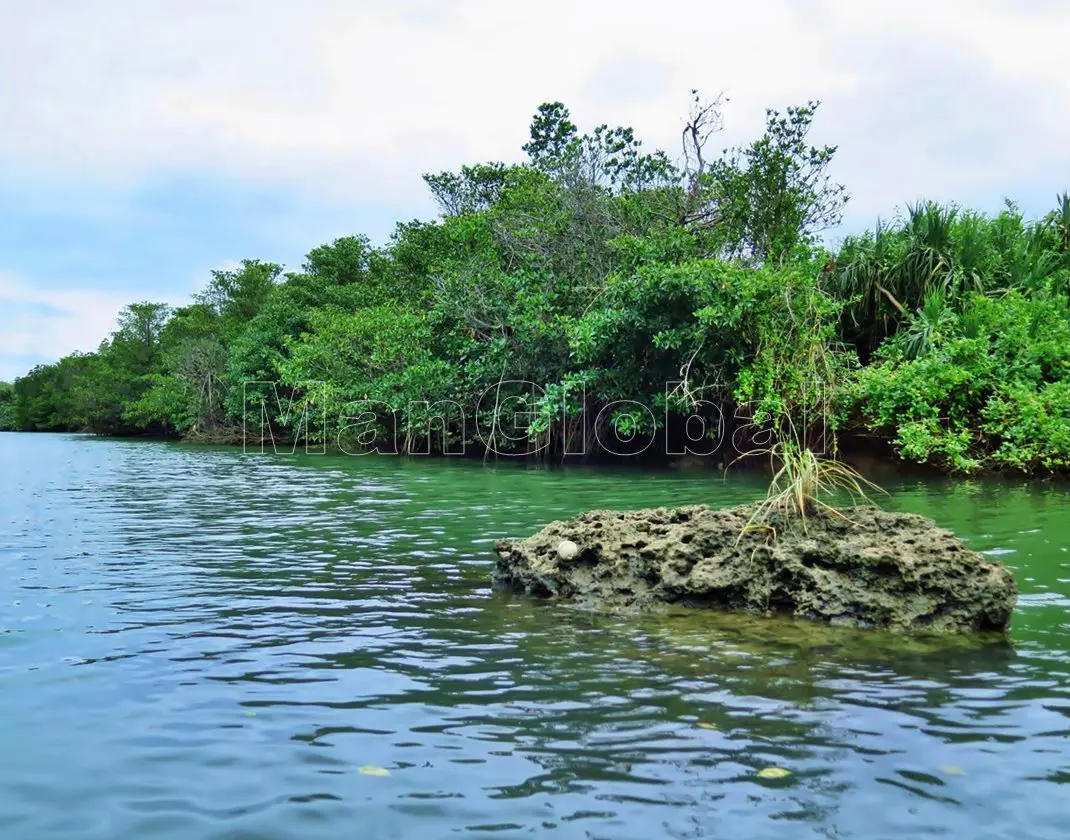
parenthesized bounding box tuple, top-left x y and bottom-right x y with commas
(10, 97, 1070, 474)
(0, 381, 15, 431)
(848, 292, 1070, 472)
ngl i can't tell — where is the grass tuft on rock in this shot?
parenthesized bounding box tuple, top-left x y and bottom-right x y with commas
(738, 442, 886, 543)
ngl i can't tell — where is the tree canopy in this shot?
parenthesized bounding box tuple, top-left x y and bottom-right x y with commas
(9, 97, 1070, 474)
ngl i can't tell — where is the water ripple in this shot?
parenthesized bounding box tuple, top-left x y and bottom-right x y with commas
(2, 433, 1070, 839)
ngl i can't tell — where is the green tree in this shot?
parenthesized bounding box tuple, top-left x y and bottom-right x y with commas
(196, 259, 282, 337)
(701, 102, 847, 264)
(5, 93, 1067, 476)
(0, 381, 16, 430)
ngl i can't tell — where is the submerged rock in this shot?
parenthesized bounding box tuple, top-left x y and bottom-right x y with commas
(494, 505, 1017, 634)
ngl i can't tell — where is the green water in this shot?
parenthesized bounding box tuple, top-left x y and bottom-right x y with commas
(2, 433, 1069, 839)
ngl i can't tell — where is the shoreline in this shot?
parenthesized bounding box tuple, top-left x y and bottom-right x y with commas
(13, 427, 1068, 483)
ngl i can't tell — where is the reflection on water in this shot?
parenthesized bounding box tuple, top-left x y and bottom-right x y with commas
(1, 433, 1069, 839)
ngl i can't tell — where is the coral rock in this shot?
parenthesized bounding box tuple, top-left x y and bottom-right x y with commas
(494, 505, 1017, 634)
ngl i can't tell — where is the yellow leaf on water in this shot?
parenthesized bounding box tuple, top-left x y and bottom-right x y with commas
(939, 765, 967, 776)
(697, 722, 718, 730)
(757, 767, 791, 779)
(358, 765, 391, 777)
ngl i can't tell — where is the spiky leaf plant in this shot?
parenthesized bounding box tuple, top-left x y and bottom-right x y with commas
(737, 442, 886, 542)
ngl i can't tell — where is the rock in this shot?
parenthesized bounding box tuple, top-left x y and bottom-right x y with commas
(494, 505, 1017, 634)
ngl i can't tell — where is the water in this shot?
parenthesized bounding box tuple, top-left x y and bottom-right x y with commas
(2, 433, 1069, 840)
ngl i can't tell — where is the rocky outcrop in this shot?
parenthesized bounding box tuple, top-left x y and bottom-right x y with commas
(494, 505, 1017, 633)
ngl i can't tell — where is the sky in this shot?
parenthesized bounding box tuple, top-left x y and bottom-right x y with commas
(1, 0, 1068, 382)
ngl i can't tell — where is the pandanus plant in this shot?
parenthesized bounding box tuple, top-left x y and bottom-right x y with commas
(899, 201, 956, 297)
(1055, 192, 1070, 254)
(830, 218, 907, 355)
(831, 197, 1070, 353)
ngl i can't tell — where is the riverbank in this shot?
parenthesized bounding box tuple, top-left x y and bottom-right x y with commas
(14, 425, 1068, 486)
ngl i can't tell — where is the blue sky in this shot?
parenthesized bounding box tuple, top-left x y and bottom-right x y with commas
(1, 0, 1068, 381)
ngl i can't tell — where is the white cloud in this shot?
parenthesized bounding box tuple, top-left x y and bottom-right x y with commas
(1, 0, 1069, 382)
(1, 0, 1064, 213)
(0, 273, 189, 381)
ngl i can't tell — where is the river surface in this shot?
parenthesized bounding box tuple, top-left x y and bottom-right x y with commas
(2, 433, 1069, 839)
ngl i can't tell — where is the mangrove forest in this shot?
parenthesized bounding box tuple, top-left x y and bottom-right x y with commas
(6, 96, 1070, 475)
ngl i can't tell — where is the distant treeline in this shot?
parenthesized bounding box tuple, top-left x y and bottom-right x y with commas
(5, 95, 1070, 474)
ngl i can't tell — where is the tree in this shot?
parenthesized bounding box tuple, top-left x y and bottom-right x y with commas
(125, 303, 227, 434)
(522, 102, 579, 173)
(302, 236, 374, 286)
(0, 381, 16, 430)
(701, 102, 847, 264)
(195, 259, 281, 334)
(112, 302, 173, 373)
(523, 101, 677, 194)
(5, 93, 1066, 476)
(423, 164, 511, 217)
